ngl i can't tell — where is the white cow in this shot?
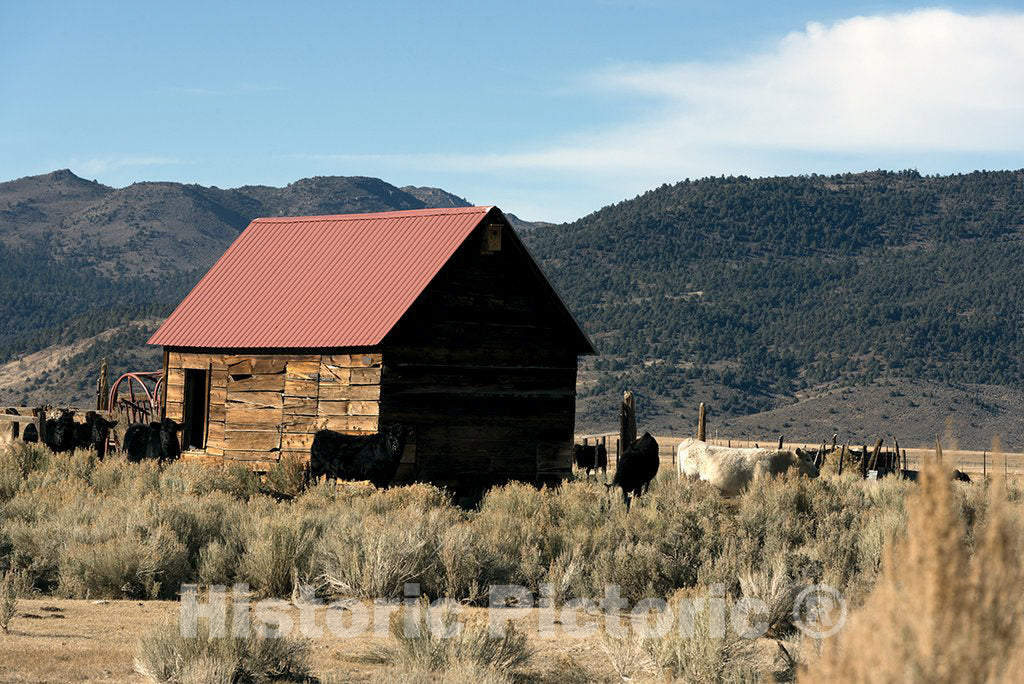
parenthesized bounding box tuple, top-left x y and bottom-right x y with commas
(676, 439, 818, 496)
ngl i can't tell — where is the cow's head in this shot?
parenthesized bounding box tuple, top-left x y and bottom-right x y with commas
(793, 448, 820, 478)
(383, 424, 409, 459)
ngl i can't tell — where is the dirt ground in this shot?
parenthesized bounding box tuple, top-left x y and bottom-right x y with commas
(0, 598, 626, 683)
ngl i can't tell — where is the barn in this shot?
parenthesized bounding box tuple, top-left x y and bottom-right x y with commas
(148, 206, 594, 492)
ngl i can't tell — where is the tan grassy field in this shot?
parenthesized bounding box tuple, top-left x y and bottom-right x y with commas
(0, 600, 614, 683)
(3, 441, 1024, 682)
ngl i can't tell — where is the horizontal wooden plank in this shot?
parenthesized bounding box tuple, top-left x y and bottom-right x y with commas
(319, 415, 378, 432)
(284, 378, 318, 397)
(165, 401, 183, 421)
(323, 353, 382, 368)
(207, 421, 225, 442)
(224, 430, 282, 450)
(280, 450, 312, 464)
(317, 383, 380, 401)
(166, 384, 184, 404)
(165, 372, 184, 389)
(319, 364, 350, 383)
(228, 358, 287, 375)
(211, 370, 228, 387)
(222, 451, 281, 464)
(205, 445, 225, 457)
(281, 433, 315, 450)
(286, 360, 321, 380)
(227, 375, 285, 392)
(0, 414, 40, 425)
(225, 407, 283, 426)
(350, 368, 381, 385)
(348, 401, 379, 416)
(282, 415, 319, 432)
(317, 400, 349, 416)
(209, 403, 226, 422)
(183, 356, 219, 370)
(226, 391, 282, 408)
(282, 397, 317, 414)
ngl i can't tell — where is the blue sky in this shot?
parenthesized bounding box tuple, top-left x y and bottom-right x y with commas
(2, 1, 1024, 221)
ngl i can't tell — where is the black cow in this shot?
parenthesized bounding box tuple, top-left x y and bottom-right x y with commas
(21, 423, 38, 443)
(900, 469, 972, 483)
(123, 418, 181, 463)
(310, 424, 408, 488)
(573, 444, 597, 480)
(595, 443, 608, 479)
(953, 469, 972, 483)
(21, 410, 77, 452)
(73, 411, 118, 456)
(608, 432, 660, 509)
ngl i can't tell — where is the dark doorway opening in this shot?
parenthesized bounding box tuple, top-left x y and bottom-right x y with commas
(183, 368, 209, 450)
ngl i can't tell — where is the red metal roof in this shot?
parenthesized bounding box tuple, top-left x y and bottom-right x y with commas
(148, 206, 496, 348)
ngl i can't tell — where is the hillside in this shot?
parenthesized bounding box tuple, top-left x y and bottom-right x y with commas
(525, 170, 1024, 446)
(0, 171, 473, 406)
(2, 168, 1024, 449)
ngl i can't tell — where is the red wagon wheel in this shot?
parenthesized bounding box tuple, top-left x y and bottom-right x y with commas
(108, 371, 164, 425)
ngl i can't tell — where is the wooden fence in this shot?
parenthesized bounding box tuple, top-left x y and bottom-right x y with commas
(2, 407, 116, 447)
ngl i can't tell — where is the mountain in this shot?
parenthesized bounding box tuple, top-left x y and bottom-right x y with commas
(525, 169, 1024, 446)
(0, 171, 482, 406)
(3, 167, 1024, 449)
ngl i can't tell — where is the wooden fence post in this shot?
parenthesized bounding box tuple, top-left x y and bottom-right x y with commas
(778, 435, 784, 450)
(620, 391, 636, 450)
(33, 407, 47, 445)
(96, 358, 109, 411)
(868, 438, 884, 472)
(838, 445, 846, 476)
(697, 402, 706, 442)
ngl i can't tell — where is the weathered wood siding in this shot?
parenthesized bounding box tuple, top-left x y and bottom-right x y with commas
(165, 350, 381, 470)
(380, 221, 577, 490)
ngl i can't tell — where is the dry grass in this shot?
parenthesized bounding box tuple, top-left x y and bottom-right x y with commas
(366, 599, 533, 683)
(801, 466, 1024, 683)
(0, 570, 17, 632)
(134, 610, 311, 683)
(3, 439, 1024, 681)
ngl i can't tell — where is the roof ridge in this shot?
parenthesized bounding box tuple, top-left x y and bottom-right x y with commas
(253, 206, 493, 224)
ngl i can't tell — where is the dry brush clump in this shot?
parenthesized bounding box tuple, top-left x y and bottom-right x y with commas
(3, 438, 1014, 638)
(365, 599, 533, 684)
(0, 569, 18, 633)
(801, 466, 1024, 683)
(0, 438, 934, 606)
(134, 612, 311, 684)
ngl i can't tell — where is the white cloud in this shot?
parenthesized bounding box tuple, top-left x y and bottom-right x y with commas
(288, 9, 1024, 220)
(580, 9, 1024, 159)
